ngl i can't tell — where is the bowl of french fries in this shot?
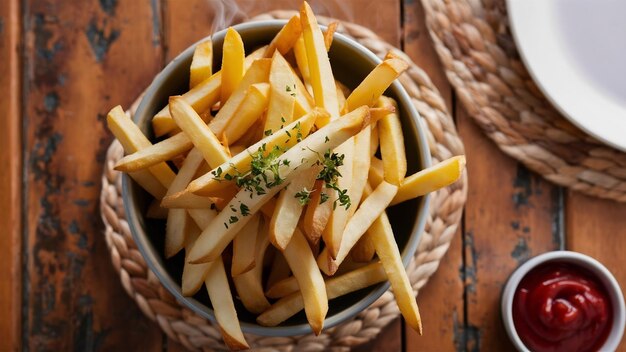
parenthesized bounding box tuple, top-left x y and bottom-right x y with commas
(108, 2, 465, 349)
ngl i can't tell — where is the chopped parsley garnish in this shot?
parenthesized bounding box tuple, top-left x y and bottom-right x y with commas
(229, 216, 239, 224)
(295, 187, 314, 205)
(240, 203, 250, 216)
(213, 143, 287, 196)
(212, 166, 223, 178)
(324, 136, 330, 143)
(295, 122, 303, 142)
(314, 150, 351, 210)
(285, 84, 296, 97)
(320, 192, 329, 204)
(264, 129, 272, 136)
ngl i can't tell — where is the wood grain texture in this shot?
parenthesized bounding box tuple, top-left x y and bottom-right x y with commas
(0, 0, 22, 350)
(566, 191, 626, 351)
(457, 106, 563, 351)
(22, 0, 164, 350)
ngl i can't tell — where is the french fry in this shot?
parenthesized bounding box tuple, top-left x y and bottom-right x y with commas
(169, 97, 230, 167)
(293, 35, 313, 94)
(340, 126, 372, 263)
(221, 27, 245, 103)
(266, 275, 300, 299)
(107, 106, 176, 189)
(266, 257, 370, 299)
(351, 232, 376, 262)
(161, 192, 214, 209)
(257, 262, 386, 327)
(369, 156, 384, 187)
(163, 182, 236, 209)
(181, 220, 210, 297)
(318, 181, 398, 275)
(377, 97, 406, 185)
(323, 22, 338, 51)
(223, 83, 270, 144)
(269, 166, 320, 250)
(368, 207, 422, 333)
(181, 222, 209, 296)
(123, 170, 167, 199)
(391, 155, 466, 205)
(146, 199, 168, 219)
(187, 107, 370, 264)
(162, 149, 205, 258)
(291, 63, 316, 118)
(210, 59, 272, 135)
(302, 180, 332, 245)
(188, 207, 217, 230)
(321, 139, 354, 258)
(282, 228, 328, 335)
(349, 126, 372, 215)
(205, 257, 249, 350)
(335, 81, 346, 111)
(114, 132, 193, 172)
(165, 209, 188, 258)
(370, 123, 379, 156)
(187, 109, 323, 196)
(264, 14, 302, 57)
(343, 57, 409, 112)
(265, 51, 297, 131)
(294, 21, 336, 101)
(231, 214, 260, 277)
(233, 220, 271, 314)
(300, 1, 340, 118)
(108, 134, 166, 199)
(190, 39, 213, 88)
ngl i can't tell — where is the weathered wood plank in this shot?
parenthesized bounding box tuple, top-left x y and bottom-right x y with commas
(457, 107, 563, 351)
(566, 191, 626, 351)
(0, 0, 22, 350)
(22, 0, 164, 350)
(401, 0, 462, 350)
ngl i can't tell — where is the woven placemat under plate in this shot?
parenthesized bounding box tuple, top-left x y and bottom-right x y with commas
(421, 0, 626, 202)
(100, 12, 467, 351)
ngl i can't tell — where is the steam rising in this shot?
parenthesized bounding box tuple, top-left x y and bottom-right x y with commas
(205, 0, 356, 34)
(206, 0, 249, 33)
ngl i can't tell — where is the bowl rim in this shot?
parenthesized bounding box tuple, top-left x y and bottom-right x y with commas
(500, 250, 626, 351)
(123, 19, 432, 337)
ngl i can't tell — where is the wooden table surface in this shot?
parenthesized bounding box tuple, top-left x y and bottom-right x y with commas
(2, 0, 625, 351)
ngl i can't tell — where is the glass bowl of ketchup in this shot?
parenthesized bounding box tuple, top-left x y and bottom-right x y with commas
(501, 251, 625, 352)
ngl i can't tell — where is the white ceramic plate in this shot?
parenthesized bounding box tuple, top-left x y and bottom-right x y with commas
(507, 0, 626, 151)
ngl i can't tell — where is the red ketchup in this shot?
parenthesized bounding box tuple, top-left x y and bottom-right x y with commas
(513, 262, 612, 352)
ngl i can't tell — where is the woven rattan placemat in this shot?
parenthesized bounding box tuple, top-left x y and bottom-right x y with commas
(99, 12, 467, 351)
(421, 0, 626, 202)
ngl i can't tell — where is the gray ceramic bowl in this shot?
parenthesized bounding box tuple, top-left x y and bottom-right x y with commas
(123, 20, 431, 336)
